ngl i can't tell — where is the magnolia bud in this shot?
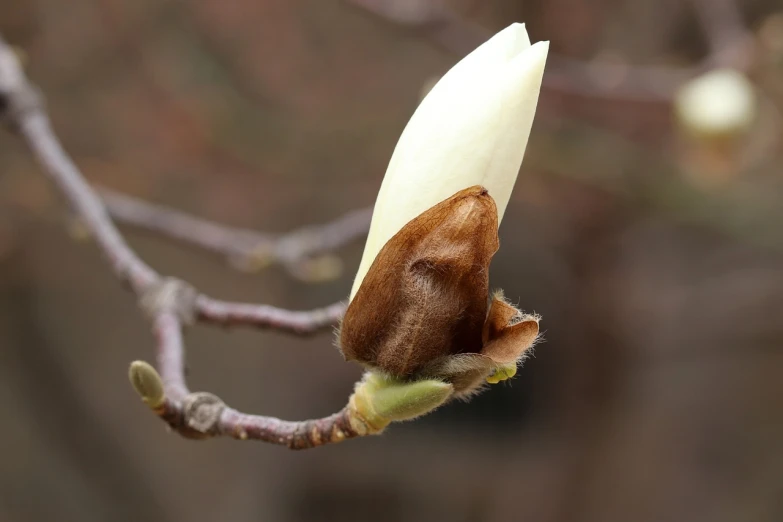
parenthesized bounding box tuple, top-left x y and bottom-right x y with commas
(341, 23, 546, 406)
(674, 68, 756, 141)
(340, 187, 539, 396)
(351, 24, 549, 299)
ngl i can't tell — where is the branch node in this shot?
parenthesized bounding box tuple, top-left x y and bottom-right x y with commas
(0, 31, 371, 449)
(183, 392, 226, 434)
(140, 277, 198, 324)
(228, 247, 274, 273)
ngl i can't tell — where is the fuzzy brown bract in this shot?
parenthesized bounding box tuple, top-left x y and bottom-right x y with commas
(340, 185, 539, 395)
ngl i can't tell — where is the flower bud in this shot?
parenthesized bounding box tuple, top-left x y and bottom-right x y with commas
(341, 23, 546, 402)
(342, 187, 498, 375)
(674, 68, 756, 141)
(351, 23, 549, 298)
(340, 187, 539, 396)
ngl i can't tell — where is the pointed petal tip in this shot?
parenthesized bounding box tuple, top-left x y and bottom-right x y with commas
(503, 39, 549, 76)
(510, 40, 549, 79)
(530, 40, 550, 56)
(484, 22, 531, 59)
(501, 25, 548, 58)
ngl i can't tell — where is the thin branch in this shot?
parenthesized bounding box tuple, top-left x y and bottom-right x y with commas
(195, 295, 346, 334)
(0, 34, 366, 448)
(691, 0, 746, 51)
(146, 302, 362, 448)
(100, 186, 372, 277)
(6, 92, 158, 295)
(689, 0, 754, 70)
(218, 403, 359, 449)
(544, 55, 694, 102)
(430, 10, 698, 101)
(347, 0, 753, 102)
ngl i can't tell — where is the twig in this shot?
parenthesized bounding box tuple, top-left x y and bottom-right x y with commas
(146, 297, 362, 448)
(0, 34, 367, 449)
(347, 0, 753, 102)
(544, 55, 694, 102)
(100, 186, 372, 278)
(689, 0, 754, 70)
(2, 88, 158, 295)
(195, 295, 346, 334)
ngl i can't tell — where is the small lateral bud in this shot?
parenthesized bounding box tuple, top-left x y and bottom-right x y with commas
(287, 254, 344, 283)
(128, 360, 165, 409)
(351, 372, 453, 428)
(367, 373, 453, 421)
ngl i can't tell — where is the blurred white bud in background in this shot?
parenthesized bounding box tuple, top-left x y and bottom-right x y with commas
(674, 68, 757, 141)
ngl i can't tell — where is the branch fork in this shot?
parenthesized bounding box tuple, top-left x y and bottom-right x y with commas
(0, 34, 373, 449)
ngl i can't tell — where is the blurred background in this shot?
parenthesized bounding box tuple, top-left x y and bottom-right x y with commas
(1, 0, 783, 521)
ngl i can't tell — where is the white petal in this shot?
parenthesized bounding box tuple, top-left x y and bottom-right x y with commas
(351, 25, 548, 299)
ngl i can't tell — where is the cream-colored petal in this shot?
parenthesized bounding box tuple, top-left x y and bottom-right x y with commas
(351, 26, 548, 298)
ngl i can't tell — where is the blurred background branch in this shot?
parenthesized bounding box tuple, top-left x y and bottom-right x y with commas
(347, 0, 750, 101)
(690, 0, 754, 67)
(100, 186, 371, 281)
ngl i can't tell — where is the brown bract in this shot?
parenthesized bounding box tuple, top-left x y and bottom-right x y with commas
(340, 185, 539, 396)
